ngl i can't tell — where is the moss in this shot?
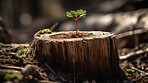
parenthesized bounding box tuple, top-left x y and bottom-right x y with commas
(18, 48, 29, 58)
(124, 69, 135, 74)
(4, 73, 20, 80)
(35, 29, 52, 36)
(17, 47, 36, 61)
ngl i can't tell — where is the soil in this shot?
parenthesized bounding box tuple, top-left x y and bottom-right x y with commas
(50, 32, 94, 39)
(0, 43, 47, 83)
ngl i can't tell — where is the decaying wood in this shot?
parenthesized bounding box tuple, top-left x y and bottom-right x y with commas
(116, 29, 148, 39)
(11, 43, 29, 48)
(0, 69, 21, 75)
(116, 29, 148, 49)
(119, 48, 148, 60)
(21, 65, 45, 80)
(33, 31, 121, 80)
(0, 64, 23, 71)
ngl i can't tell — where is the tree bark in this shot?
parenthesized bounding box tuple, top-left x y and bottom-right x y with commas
(33, 31, 121, 80)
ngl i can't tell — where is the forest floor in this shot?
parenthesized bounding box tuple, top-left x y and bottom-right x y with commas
(0, 41, 147, 83)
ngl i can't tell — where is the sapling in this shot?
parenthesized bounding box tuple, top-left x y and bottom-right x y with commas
(66, 9, 86, 34)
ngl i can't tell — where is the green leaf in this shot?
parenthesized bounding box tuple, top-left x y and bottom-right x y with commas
(77, 9, 86, 14)
(70, 11, 79, 15)
(66, 12, 74, 17)
(80, 14, 86, 18)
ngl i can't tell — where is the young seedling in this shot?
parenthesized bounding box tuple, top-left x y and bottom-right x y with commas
(66, 9, 86, 34)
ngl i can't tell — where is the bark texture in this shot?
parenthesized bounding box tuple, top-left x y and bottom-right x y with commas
(33, 31, 120, 80)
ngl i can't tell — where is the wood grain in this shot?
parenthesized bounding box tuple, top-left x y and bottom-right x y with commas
(33, 31, 120, 80)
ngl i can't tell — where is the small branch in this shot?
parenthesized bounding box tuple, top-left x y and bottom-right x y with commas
(72, 17, 76, 21)
(129, 63, 148, 76)
(77, 16, 80, 20)
(0, 69, 21, 74)
(0, 64, 23, 71)
(44, 63, 56, 75)
(44, 63, 67, 82)
(131, 67, 148, 76)
(11, 53, 24, 63)
(119, 48, 148, 60)
(0, 45, 9, 56)
(116, 29, 148, 39)
(50, 22, 59, 31)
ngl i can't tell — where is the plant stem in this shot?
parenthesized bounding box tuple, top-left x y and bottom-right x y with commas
(73, 15, 79, 34)
(76, 20, 78, 34)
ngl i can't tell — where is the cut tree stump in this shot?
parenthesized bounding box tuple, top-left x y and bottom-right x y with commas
(33, 31, 121, 80)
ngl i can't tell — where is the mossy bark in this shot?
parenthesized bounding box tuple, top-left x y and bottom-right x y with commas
(33, 31, 120, 80)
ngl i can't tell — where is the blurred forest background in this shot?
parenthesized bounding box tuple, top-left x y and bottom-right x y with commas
(0, 0, 148, 43)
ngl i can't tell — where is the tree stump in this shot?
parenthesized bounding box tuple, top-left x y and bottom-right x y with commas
(33, 31, 120, 80)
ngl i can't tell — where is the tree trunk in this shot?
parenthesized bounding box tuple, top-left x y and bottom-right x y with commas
(33, 31, 121, 80)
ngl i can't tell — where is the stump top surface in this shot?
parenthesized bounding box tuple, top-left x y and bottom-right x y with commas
(34, 31, 115, 42)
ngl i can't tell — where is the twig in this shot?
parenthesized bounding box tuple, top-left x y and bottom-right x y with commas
(129, 63, 148, 76)
(10, 53, 24, 63)
(0, 64, 23, 71)
(45, 63, 56, 75)
(0, 69, 21, 74)
(116, 29, 148, 39)
(44, 63, 67, 82)
(0, 45, 9, 56)
(50, 22, 59, 31)
(131, 67, 148, 76)
(119, 48, 148, 60)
